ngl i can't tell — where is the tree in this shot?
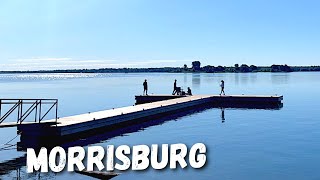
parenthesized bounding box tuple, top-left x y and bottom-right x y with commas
(183, 64, 188, 70)
(192, 61, 201, 71)
(216, 66, 225, 72)
(240, 64, 250, 72)
(282, 64, 292, 72)
(250, 65, 258, 71)
(203, 65, 215, 73)
(271, 64, 292, 72)
(234, 63, 240, 72)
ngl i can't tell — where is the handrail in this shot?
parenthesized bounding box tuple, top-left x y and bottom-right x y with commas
(0, 99, 58, 124)
(19, 101, 39, 123)
(40, 102, 58, 121)
(0, 102, 21, 123)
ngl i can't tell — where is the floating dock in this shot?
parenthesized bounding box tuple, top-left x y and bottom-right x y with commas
(135, 95, 187, 104)
(135, 94, 283, 105)
(17, 95, 283, 140)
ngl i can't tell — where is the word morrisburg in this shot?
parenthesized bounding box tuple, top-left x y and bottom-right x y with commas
(27, 143, 207, 173)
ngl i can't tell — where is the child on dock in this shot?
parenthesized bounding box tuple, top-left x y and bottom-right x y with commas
(187, 87, 192, 95)
(220, 80, 225, 95)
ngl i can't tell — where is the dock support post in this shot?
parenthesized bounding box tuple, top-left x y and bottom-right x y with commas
(55, 100, 58, 123)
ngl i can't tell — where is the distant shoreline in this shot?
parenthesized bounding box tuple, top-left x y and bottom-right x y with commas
(0, 64, 320, 74)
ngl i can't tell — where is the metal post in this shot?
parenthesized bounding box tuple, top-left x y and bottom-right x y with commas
(39, 100, 42, 123)
(20, 100, 23, 122)
(0, 99, 2, 118)
(17, 100, 20, 123)
(35, 100, 38, 122)
(55, 100, 58, 123)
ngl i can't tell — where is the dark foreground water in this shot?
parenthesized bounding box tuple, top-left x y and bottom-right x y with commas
(0, 72, 319, 180)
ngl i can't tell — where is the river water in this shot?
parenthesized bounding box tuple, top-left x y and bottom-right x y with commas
(0, 72, 319, 179)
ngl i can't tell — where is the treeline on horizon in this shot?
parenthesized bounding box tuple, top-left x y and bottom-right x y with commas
(1, 61, 320, 73)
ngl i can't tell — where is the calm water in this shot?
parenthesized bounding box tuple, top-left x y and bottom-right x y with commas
(0, 72, 319, 180)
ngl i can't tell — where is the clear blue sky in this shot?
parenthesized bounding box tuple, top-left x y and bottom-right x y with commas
(0, 0, 319, 70)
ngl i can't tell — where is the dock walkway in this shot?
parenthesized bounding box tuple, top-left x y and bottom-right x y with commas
(17, 95, 283, 137)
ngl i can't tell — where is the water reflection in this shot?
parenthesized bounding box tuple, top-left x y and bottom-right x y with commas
(0, 156, 25, 176)
(240, 74, 249, 85)
(233, 73, 258, 85)
(271, 73, 290, 84)
(221, 107, 225, 123)
(234, 73, 240, 85)
(250, 73, 258, 84)
(183, 73, 188, 84)
(192, 73, 201, 88)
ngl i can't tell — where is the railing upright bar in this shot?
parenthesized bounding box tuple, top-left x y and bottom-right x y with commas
(20, 100, 23, 122)
(40, 103, 56, 121)
(39, 100, 42, 123)
(17, 101, 21, 123)
(35, 100, 38, 122)
(20, 101, 39, 123)
(55, 100, 58, 123)
(0, 102, 20, 123)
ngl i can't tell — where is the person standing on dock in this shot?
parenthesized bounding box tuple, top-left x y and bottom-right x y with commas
(143, 79, 148, 95)
(172, 79, 177, 95)
(220, 80, 225, 95)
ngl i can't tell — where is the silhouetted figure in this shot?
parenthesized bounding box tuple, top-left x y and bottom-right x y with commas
(176, 87, 182, 95)
(221, 107, 225, 123)
(143, 79, 148, 95)
(172, 79, 178, 95)
(220, 80, 225, 95)
(187, 87, 192, 95)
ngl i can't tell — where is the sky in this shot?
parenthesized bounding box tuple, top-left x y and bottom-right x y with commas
(0, 0, 320, 70)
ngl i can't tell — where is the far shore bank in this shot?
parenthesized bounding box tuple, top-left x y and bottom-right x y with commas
(0, 64, 320, 74)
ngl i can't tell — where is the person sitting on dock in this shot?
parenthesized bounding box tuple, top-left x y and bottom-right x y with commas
(220, 80, 225, 95)
(176, 87, 182, 95)
(172, 79, 178, 95)
(187, 87, 192, 95)
(143, 79, 148, 95)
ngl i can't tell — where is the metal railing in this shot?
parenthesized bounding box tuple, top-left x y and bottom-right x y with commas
(0, 99, 58, 124)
